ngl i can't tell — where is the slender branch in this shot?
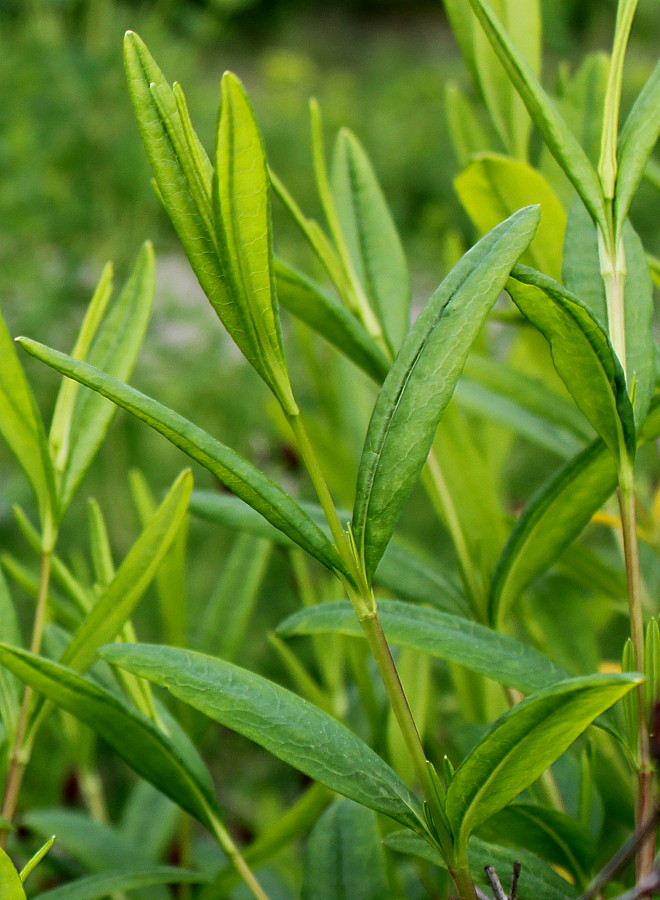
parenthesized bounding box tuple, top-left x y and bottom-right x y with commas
(208, 813, 270, 900)
(0, 549, 53, 845)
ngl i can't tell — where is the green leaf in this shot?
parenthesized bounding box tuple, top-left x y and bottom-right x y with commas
(472, 0, 541, 159)
(0, 846, 26, 899)
(331, 128, 410, 352)
(301, 800, 389, 900)
(563, 202, 655, 427)
(615, 59, 660, 234)
(189, 491, 467, 614)
(0, 568, 20, 743)
(277, 599, 569, 695)
(384, 831, 577, 899)
(465, 0, 606, 230)
(195, 533, 271, 660)
(34, 866, 206, 900)
(506, 266, 635, 463)
(129, 470, 188, 647)
(489, 438, 616, 625)
(445, 82, 496, 168)
(445, 673, 640, 851)
(353, 206, 539, 581)
(16, 339, 346, 579)
(100, 643, 427, 837)
(48, 262, 113, 483)
(457, 355, 591, 458)
(58, 243, 155, 510)
(0, 646, 220, 829)
(214, 72, 295, 413)
(275, 259, 390, 383)
(60, 470, 192, 673)
(19, 835, 55, 884)
(477, 802, 596, 886)
(0, 307, 55, 525)
(454, 153, 566, 279)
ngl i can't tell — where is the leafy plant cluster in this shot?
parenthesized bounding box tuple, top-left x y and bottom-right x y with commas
(0, 0, 658, 898)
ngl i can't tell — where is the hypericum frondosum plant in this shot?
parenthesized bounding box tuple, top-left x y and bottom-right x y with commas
(0, 0, 656, 897)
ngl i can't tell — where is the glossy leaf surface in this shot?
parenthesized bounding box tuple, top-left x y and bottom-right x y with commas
(489, 438, 616, 625)
(445, 673, 640, 848)
(0, 646, 219, 829)
(331, 128, 410, 351)
(301, 800, 389, 900)
(353, 206, 539, 581)
(506, 266, 635, 463)
(35, 866, 206, 900)
(277, 599, 569, 695)
(16, 339, 346, 578)
(100, 643, 427, 836)
(465, 0, 606, 230)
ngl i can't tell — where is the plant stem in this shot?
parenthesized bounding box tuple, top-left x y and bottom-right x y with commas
(0, 548, 53, 846)
(209, 813, 271, 900)
(618, 470, 655, 879)
(423, 448, 483, 615)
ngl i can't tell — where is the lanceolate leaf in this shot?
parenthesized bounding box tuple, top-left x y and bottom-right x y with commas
(465, 0, 607, 231)
(100, 643, 427, 837)
(214, 72, 295, 413)
(472, 0, 541, 159)
(331, 128, 410, 352)
(353, 206, 539, 581)
(34, 866, 207, 900)
(0, 646, 219, 829)
(301, 800, 389, 900)
(16, 340, 346, 578)
(0, 308, 55, 524)
(454, 153, 566, 278)
(489, 438, 616, 626)
(59, 243, 155, 510)
(275, 259, 390, 383)
(614, 58, 660, 235)
(445, 673, 640, 850)
(277, 599, 570, 695)
(563, 202, 655, 427)
(506, 266, 635, 463)
(0, 568, 20, 742)
(61, 470, 193, 673)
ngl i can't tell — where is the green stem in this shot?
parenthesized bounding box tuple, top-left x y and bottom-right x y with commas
(208, 812, 271, 900)
(0, 549, 53, 846)
(423, 449, 483, 615)
(618, 470, 655, 880)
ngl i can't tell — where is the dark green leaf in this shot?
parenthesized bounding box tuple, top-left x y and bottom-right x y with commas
(100, 643, 427, 837)
(16, 339, 346, 579)
(0, 647, 219, 829)
(277, 598, 569, 695)
(331, 129, 410, 352)
(506, 266, 635, 463)
(489, 438, 616, 625)
(563, 203, 655, 427)
(465, 0, 606, 230)
(275, 259, 390, 383)
(615, 59, 660, 235)
(445, 673, 640, 849)
(34, 866, 206, 900)
(301, 800, 389, 900)
(353, 206, 540, 581)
